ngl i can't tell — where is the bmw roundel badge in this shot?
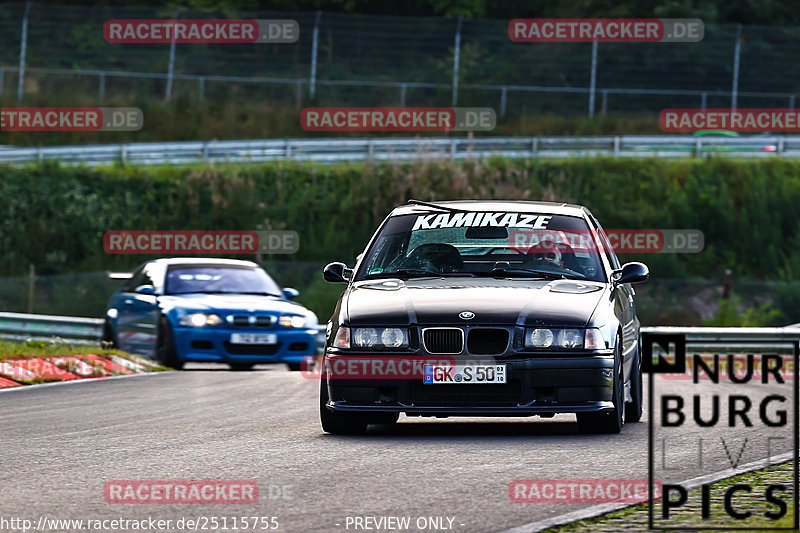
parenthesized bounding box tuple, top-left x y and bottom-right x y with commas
(459, 311, 475, 320)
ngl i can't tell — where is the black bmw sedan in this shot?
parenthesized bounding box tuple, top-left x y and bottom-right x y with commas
(319, 200, 648, 435)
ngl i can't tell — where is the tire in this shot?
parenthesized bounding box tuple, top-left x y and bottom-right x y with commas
(101, 319, 118, 349)
(577, 334, 624, 434)
(287, 362, 303, 371)
(319, 377, 368, 435)
(229, 363, 254, 371)
(156, 317, 184, 370)
(625, 338, 644, 423)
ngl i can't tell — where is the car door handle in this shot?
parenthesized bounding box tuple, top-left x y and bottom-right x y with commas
(124, 299, 133, 305)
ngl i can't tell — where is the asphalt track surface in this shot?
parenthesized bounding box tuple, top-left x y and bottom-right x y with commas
(0, 364, 795, 533)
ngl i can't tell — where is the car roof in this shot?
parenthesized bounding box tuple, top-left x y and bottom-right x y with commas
(389, 200, 588, 217)
(147, 257, 259, 268)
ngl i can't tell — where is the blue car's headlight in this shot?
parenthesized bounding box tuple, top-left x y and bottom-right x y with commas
(180, 313, 223, 327)
(279, 315, 307, 328)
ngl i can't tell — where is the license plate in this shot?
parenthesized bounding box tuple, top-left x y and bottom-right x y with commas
(423, 364, 507, 384)
(229, 333, 278, 345)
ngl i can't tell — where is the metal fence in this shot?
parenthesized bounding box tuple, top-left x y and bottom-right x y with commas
(3, 4, 800, 116)
(0, 135, 797, 165)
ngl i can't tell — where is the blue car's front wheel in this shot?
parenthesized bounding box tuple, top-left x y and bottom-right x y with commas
(157, 317, 184, 370)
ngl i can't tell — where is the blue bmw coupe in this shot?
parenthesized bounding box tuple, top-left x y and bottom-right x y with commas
(103, 258, 319, 370)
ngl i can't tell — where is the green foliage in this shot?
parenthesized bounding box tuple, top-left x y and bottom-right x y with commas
(3, 156, 800, 283)
(702, 293, 784, 327)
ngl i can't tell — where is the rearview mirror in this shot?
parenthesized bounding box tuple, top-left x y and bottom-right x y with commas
(611, 262, 649, 285)
(323, 262, 350, 283)
(465, 226, 508, 239)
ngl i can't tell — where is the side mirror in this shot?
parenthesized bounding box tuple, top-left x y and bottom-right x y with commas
(282, 287, 300, 299)
(134, 284, 156, 295)
(323, 262, 350, 283)
(611, 262, 649, 286)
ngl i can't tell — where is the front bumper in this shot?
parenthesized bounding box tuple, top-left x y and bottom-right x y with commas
(173, 326, 317, 364)
(325, 353, 616, 416)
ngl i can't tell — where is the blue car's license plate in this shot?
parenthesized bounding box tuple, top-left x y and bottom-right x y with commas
(230, 333, 278, 345)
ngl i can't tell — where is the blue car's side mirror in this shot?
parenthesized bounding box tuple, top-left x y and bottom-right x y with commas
(282, 287, 300, 299)
(135, 284, 156, 295)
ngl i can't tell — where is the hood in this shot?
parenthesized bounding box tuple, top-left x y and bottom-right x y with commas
(159, 293, 312, 316)
(346, 278, 605, 327)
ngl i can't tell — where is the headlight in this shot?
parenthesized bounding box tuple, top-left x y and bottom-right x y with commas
(279, 315, 307, 328)
(524, 328, 604, 350)
(180, 313, 222, 327)
(351, 327, 409, 350)
(527, 328, 554, 348)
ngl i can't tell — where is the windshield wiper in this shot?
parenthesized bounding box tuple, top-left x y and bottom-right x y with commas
(365, 268, 475, 279)
(485, 267, 580, 280)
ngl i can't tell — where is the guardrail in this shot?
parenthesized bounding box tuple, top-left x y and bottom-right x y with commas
(1, 135, 799, 166)
(640, 326, 800, 355)
(0, 311, 104, 345)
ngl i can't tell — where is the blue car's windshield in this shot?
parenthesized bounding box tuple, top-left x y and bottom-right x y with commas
(165, 266, 282, 296)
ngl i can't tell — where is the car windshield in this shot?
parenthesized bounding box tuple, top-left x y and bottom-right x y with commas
(355, 211, 608, 282)
(165, 266, 282, 296)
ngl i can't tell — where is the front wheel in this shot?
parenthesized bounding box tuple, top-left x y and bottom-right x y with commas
(577, 335, 624, 434)
(625, 339, 643, 423)
(319, 378, 368, 435)
(156, 317, 184, 370)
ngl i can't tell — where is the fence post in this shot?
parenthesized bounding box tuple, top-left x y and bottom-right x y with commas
(790, 95, 795, 109)
(0, 67, 4, 95)
(309, 11, 322, 99)
(588, 39, 598, 118)
(500, 86, 507, 118)
(601, 90, 607, 116)
(731, 24, 742, 111)
(452, 16, 462, 106)
(165, 29, 177, 101)
(99, 72, 105, 103)
(701, 92, 707, 110)
(400, 83, 407, 107)
(17, 2, 31, 103)
(27, 264, 35, 314)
